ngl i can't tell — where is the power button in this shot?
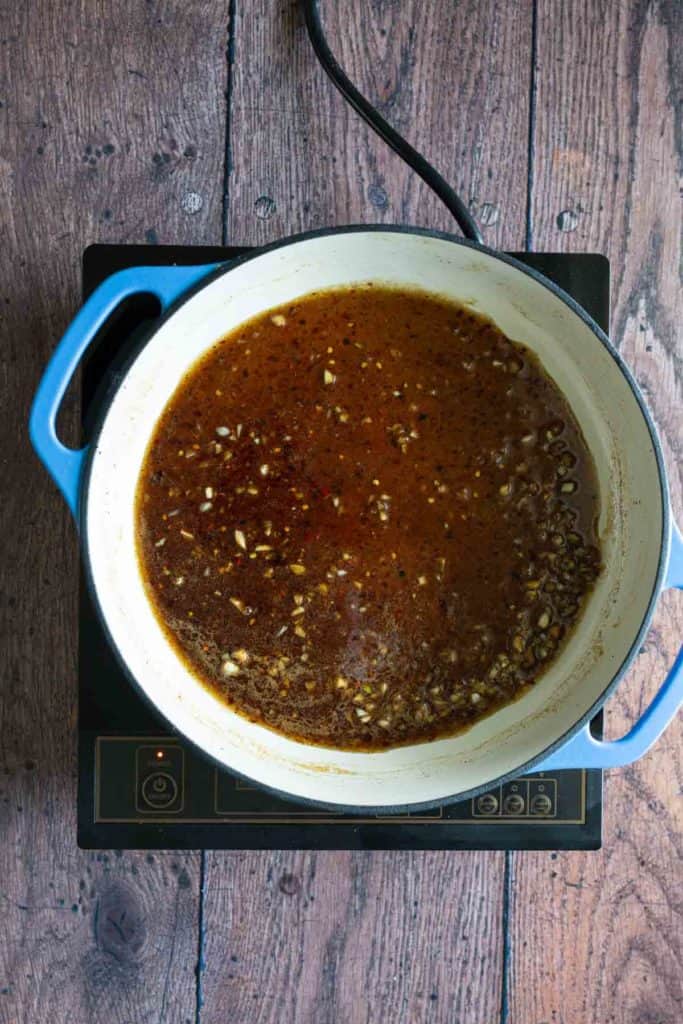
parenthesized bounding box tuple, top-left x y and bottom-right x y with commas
(141, 772, 178, 809)
(136, 745, 184, 814)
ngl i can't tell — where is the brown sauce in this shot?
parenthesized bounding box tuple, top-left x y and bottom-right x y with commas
(136, 285, 601, 750)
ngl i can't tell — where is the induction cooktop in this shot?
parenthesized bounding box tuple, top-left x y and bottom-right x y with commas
(78, 242, 608, 850)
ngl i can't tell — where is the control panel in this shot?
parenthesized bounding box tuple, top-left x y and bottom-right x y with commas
(94, 736, 585, 825)
(473, 777, 558, 818)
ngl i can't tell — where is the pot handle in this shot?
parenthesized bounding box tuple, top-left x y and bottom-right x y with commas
(29, 263, 220, 519)
(536, 520, 683, 770)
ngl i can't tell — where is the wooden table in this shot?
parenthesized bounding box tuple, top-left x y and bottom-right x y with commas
(1, 2, 680, 1021)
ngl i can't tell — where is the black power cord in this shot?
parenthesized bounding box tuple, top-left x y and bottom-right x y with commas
(301, 0, 483, 244)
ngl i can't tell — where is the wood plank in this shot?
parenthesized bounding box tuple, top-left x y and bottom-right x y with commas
(0, 2, 228, 1020)
(202, 2, 532, 1020)
(201, 850, 503, 1023)
(508, 3, 682, 1022)
(225, 0, 532, 249)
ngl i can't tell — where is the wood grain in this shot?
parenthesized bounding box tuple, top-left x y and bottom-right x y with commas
(200, 850, 504, 1024)
(0, 1, 228, 1020)
(202, 2, 533, 1021)
(0, 852, 199, 1024)
(224, 0, 532, 249)
(508, 2, 683, 1022)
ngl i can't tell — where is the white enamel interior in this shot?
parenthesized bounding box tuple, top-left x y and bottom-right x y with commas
(85, 231, 664, 808)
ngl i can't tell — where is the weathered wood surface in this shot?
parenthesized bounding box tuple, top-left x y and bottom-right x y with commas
(508, 3, 683, 1023)
(224, 0, 531, 248)
(1, 0, 680, 1022)
(201, 850, 503, 1024)
(0, 1, 227, 1021)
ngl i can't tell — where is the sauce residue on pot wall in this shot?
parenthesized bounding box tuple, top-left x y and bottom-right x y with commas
(135, 285, 601, 750)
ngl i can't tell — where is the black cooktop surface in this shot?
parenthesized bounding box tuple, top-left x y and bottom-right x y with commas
(78, 242, 608, 850)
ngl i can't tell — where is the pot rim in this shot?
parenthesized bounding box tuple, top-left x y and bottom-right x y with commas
(78, 224, 671, 814)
